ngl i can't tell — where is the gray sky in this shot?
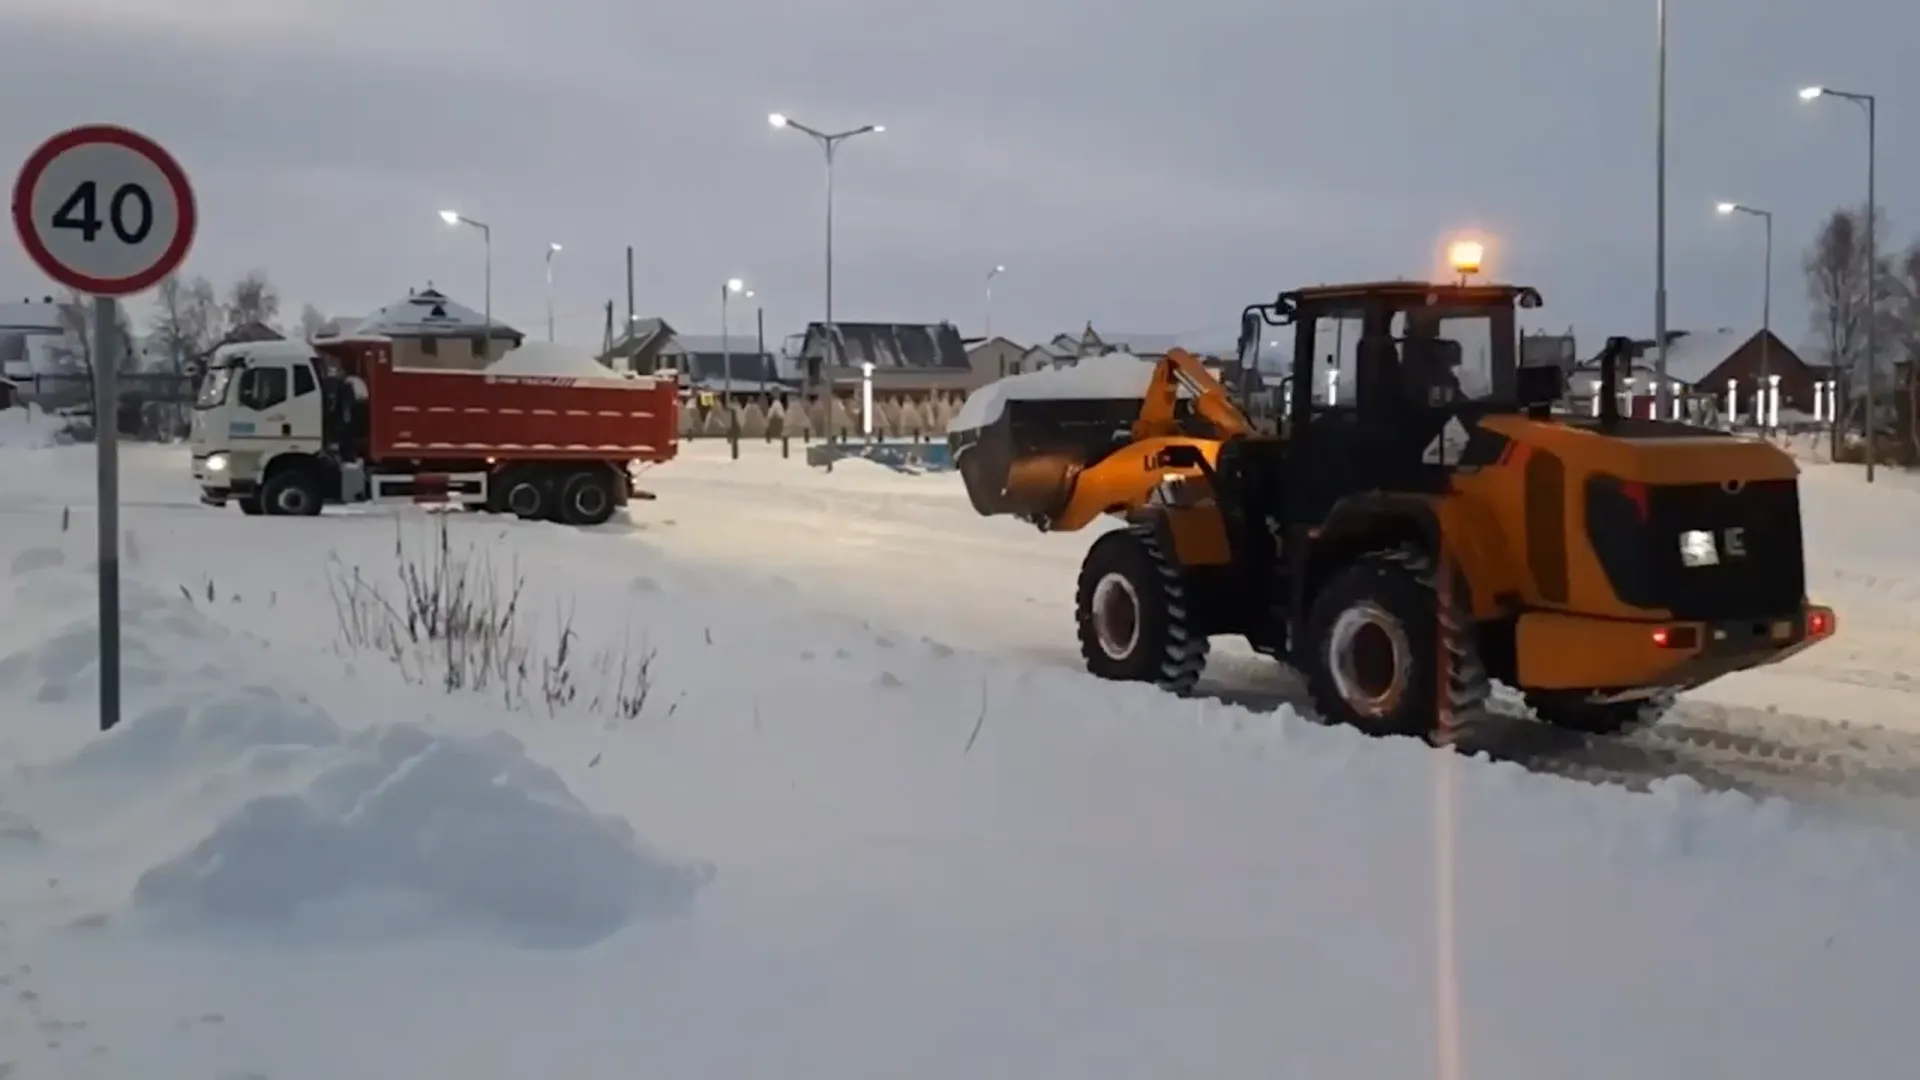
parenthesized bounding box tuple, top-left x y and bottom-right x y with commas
(2, 0, 1915, 353)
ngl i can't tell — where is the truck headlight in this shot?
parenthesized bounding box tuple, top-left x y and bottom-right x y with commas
(1678, 529, 1718, 567)
(205, 452, 228, 473)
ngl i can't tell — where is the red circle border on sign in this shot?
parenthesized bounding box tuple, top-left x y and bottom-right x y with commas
(9, 123, 198, 296)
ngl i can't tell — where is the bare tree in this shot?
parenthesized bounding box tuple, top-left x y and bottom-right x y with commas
(150, 274, 221, 374)
(1890, 239, 1920, 461)
(1803, 205, 1897, 454)
(224, 269, 281, 332)
(46, 289, 134, 380)
(298, 302, 329, 341)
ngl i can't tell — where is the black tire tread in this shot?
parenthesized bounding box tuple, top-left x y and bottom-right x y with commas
(1074, 525, 1210, 695)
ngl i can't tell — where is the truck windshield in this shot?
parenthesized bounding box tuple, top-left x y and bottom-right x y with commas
(195, 365, 235, 409)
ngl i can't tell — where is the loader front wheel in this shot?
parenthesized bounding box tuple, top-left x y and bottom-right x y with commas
(1075, 526, 1209, 694)
(1304, 547, 1489, 740)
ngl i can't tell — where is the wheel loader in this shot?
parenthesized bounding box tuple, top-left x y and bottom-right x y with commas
(948, 280, 1837, 738)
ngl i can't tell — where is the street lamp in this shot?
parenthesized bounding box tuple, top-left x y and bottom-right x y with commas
(1653, 0, 1671, 420)
(1799, 83, 1879, 481)
(544, 242, 563, 343)
(721, 277, 753, 408)
(438, 209, 493, 358)
(767, 111, 884, 405)
(986, 265, 1005, 339)
(1714, 201, 1773, 429)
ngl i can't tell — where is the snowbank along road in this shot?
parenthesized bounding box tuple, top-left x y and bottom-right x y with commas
(5, 412, 1920, 1078)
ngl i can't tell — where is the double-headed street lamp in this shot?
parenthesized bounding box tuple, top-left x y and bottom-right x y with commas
(1799, 83, 1880, 482)
(1714, 201, 1774, 426)
(438, 209, 493, 354)
(767, 112, 884, 402)
(544, 242, 563, 342)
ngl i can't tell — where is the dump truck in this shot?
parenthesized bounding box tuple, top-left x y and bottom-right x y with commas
(949, 279, 1836, 738)
(190, 337, 678, 525)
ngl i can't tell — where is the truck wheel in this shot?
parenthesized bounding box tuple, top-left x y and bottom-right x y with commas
(1303, 547, 1489, 740)
(558, 469, 616, 527)
(1074, 525, 1210, 694)
(260, 470, 323, 517)
(237, 496, 263, 516)
(1525, 690, 1676, 735)
(497, 473, 548, 520)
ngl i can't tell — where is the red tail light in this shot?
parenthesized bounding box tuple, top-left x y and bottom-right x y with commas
(1807, 607, 1835, 639)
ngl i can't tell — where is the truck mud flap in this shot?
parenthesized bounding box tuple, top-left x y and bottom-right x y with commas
(948, 397, 1145, 519)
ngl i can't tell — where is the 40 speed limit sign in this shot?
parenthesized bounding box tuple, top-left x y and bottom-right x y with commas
(10, 123, 198, 296)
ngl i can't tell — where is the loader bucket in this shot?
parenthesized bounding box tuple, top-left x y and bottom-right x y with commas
(949, 396, 1145, 519)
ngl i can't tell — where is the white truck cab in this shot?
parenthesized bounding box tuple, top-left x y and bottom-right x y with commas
(190, 340, 341, 514)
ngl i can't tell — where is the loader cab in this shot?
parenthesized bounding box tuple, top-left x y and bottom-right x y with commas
(1231, 281, 1553, 525)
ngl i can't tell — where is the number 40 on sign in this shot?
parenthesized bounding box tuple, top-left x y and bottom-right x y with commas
(10, 123, 197, 297)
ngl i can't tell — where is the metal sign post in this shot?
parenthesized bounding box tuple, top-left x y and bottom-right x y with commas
(10, 123, 198, 733)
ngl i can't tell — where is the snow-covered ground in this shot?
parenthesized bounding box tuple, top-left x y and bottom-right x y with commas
(5, 428, 1920, 1078)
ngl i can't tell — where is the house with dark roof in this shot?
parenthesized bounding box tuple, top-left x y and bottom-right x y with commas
(660, 333, 780, 395)
(964, 336, 1027, 384)
(325, 286, 523, 370)
(797, 321, 973, 397)
(602, 316, 678, 374)
(1572, 328, 1821, 416)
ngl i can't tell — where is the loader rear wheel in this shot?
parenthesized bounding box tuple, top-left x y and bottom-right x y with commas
(1074, 526, 1210, 694)
(1526, 690, 1676, 736)
(1304, 547, 1489, 741)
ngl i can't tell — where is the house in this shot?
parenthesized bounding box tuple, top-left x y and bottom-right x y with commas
(964, 336, 1026, 384)
(0, 296, 65, 381)
(1043, 323, 1186, 363)
(327, 286, 523, 369)
(1573, 329, 1817, 417)
(659, 333, 780, 395)
(600, 316, 677, 374)
(796, 321, 973, 397)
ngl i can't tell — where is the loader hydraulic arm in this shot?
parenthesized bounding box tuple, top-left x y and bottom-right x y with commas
(1133, 348, 1253, 440)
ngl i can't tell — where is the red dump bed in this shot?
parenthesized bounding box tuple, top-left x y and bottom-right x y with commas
(323, 339, 678, 464)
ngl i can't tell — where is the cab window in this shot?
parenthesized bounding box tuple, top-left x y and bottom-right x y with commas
(292, 364, 316, 398)
(238, 367, 289, 411)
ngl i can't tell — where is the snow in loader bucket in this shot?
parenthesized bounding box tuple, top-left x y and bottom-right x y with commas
(946, 353, 1195, 519)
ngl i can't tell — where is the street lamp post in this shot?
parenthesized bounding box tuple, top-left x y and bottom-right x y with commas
(545, 242, 562, 343)
(1714, 202, 1773, 428)
(986, 264, 1005, 339)
(439, 209, 493, 357)
(767, 112, 884, 407)
(1653, 0, 1670, 419)
(1799, 84, 1879, 482)
(721, 278, 752, 409)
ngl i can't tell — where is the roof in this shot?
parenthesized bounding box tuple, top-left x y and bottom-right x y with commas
(604, 316, 675, 360)
(965, 336, 1023, 355)
(678, 352, 777, 383)
(350, 287, 522, 340)
(1094, 332, 1179, 355)
(666, 334, 771, 356)
(801, 322, 969, 370)
(1643, 329, 1746, 384)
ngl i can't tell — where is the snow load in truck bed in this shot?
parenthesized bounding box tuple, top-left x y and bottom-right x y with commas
(948, 352, 1186, 433)
(486, 343, 634, 380)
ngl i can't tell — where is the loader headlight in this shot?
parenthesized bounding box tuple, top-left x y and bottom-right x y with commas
(205, 452, 229, 473)
(1678, 529, 1718, 567)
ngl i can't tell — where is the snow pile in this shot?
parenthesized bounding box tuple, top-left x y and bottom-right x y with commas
(0, 403, 63, 449)
(0, 542, 707, 951)
(487, 342, 627, 379)
(131, 723, 710, 948)
(950, 351, 1173, 432)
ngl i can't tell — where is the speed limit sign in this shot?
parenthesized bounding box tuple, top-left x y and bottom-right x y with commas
(10, 123, 197, 296)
